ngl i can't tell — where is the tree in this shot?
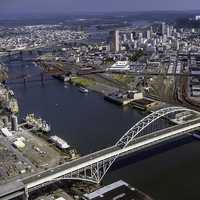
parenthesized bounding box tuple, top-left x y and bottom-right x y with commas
(129, 49, 144, 62)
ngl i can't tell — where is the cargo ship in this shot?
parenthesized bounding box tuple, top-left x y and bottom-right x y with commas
(24, 114, 51, 133)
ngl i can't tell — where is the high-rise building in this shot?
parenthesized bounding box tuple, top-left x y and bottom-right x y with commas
(195, 16, 200, 21)
(130, 33, 134, 42)
(134, 40, 138, 49)
(147, 30, 151, 40)
(123, 33, 127, 42)
(138, 32, 143, 39)
(163, 34, 167, 43)
(110, 30, 120, 53)
(162, 22, 166, 35)
(150, 26, 153, 35)
(166, 26, 170, 37)
(176, 40, 180, 50)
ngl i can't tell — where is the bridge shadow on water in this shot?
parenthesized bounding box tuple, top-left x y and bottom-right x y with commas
(110, 135, 199, 172)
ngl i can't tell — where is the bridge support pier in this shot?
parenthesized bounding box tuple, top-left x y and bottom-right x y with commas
(41, 72, 45, 85)
(22, 187, 29, 200)
(23, 77, 27, 85)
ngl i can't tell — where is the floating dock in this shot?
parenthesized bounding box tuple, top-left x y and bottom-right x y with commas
(82, 180, 153, 200)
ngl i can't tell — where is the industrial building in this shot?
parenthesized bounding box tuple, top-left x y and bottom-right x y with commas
(108, 61, 130, 71)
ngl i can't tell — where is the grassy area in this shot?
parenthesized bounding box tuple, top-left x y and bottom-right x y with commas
(112, 74, 134, 86)
(71, 76, 96, 87)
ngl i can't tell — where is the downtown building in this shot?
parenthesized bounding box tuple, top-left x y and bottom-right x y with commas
(110, 30, 120, 53)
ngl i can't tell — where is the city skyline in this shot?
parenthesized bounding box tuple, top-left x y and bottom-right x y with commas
(1, 0, 200, 17)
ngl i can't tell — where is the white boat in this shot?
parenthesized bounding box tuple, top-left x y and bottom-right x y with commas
(79, 87, 89, 93)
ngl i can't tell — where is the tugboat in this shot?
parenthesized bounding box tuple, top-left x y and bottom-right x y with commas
(79, 87, 89, 94)
(24, 114, 51, 133)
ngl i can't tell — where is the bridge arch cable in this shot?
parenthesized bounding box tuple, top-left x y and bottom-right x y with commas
(115, 106, 199, 148)
(98, 106, 200, 183)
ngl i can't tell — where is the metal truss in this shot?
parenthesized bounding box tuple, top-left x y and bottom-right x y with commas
(61, 107, 199, 184)
(61, 106, 199, 184)
(115, 106, 199, 149)
(60, 157, 116, 184)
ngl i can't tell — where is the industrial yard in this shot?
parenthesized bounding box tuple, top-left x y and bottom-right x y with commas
(0, 87, 79, 185)
(0, 124, 79, 184)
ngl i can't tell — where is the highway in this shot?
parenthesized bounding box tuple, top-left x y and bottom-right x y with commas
(22, 119, 200, 190)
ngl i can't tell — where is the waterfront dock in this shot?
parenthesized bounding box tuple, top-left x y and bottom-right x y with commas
(104, 90, 143, 106)
(82, 180, 153, 200)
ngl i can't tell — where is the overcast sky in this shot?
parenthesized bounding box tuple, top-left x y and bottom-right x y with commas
(1, 0, 200, 16)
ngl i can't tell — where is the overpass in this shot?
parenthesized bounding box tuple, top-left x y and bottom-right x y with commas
(1, 106, 200, 199)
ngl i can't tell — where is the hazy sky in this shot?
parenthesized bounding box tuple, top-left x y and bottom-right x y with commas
(1, 0, 200, 15)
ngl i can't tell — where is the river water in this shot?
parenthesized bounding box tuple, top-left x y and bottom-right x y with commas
(6, 60, 200, 200)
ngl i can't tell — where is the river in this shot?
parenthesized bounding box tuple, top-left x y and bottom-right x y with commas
(6, 60, 200, 200)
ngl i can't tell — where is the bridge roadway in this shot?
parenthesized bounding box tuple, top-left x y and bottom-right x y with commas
(22, 119, 200, 190)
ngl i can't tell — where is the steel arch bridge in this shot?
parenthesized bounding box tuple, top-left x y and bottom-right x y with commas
(25, 106, 200, 191)
(64, 107, 200, 184)
(115, 106, 200, 148)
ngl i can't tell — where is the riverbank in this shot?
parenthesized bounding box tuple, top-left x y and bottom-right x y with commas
(6, 60, 200, 200)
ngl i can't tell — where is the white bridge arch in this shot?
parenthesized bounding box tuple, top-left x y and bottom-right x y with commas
(116, 106, 200, 148)
(24, 106, 200, 192)
(96, 106, 200, 183)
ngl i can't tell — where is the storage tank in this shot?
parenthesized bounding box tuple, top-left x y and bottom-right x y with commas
(11, 115, 18, 131)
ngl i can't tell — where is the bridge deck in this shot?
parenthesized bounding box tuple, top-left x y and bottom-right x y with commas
(23, 119, 200, 187)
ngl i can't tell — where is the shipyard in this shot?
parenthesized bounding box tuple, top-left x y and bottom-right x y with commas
(0, 109, 80, 185)
(0, 67, 81, 186)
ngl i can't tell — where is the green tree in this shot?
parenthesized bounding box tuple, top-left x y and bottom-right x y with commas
(129, 50, 144, 62)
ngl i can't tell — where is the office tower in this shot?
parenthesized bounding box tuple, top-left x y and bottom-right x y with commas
(134, 40, 138, 49)
(130, 33, 134, 42)
(162, 22, 166, 35)
(110, 30, 120, 53)
(123, 33, 127, 42)
(166, 26, 170, 37)
(176, 40, 180, 50)
(147, 30, 151, 40)
(163, 34, 167, 43)
(138, 32, 143, 39)
(150, 26, 153, 35)
(195, 16, 200, 21)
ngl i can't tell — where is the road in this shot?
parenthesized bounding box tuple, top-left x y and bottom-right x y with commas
(22, 119, 200, 190)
